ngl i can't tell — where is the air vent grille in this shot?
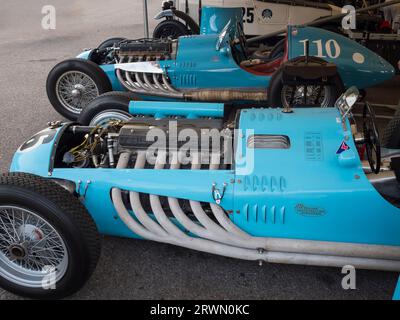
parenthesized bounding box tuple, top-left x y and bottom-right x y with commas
(247, 135, 290, 149)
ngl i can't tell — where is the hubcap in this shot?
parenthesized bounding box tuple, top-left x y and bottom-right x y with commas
(56, 71, 99, 114)
(9, 244, 27, 260)
(89, 111, 131, 127)
(0, 206, 68, 288)
(71, 84, 86, 98)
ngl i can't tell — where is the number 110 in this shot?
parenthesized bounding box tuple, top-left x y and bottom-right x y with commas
(299, 39, 341, 59)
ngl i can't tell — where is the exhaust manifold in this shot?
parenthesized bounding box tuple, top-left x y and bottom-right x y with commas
(111, 151, 400, 271)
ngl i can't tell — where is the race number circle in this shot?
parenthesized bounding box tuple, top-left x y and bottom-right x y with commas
(352, 52, 365, 64)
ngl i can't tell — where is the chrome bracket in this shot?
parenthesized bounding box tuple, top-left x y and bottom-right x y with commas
(212, 182, 227, 205)
(76, 180, 91, 200)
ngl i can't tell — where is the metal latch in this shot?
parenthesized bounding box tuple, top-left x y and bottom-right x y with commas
(212, 182, 227, 204)
(76, 180, 91, 200)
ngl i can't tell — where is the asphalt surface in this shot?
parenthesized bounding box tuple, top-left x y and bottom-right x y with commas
(0, 0, 399, 300)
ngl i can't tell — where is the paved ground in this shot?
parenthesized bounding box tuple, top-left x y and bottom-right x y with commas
(0, 0, 399, 300)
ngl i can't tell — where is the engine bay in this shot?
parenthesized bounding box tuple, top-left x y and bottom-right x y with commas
(54, 116, 234, 170)
(90, 38, 177, 65)
(48, 103, 400, 210)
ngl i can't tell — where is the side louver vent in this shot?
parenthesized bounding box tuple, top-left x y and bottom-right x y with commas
(247, 135, 290, 149)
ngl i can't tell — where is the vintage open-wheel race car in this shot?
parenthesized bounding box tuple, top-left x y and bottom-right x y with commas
(0, 87, 400, 299)
(45, 6, 395, 121)
(153, 1, 400, 73)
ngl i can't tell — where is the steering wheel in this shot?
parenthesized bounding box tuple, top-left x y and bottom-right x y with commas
(363, 102, 381, 174)
(236, 22, 248, 60)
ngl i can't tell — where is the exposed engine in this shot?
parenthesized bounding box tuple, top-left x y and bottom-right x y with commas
(90, 38, 176, 64)
(56, 118, 234, 170)
(117, 38, 175, 58)
(56, 118, 234, 216)
(108, 38, 179, 95)
(90, 37, 268, 102)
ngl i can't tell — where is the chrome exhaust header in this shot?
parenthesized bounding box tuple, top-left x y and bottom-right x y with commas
(111, 151, 400, 271)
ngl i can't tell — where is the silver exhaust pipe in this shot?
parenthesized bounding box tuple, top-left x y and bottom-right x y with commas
(111, 152, 400, 271)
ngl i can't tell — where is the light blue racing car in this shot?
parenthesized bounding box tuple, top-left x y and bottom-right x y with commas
(46, 6, 395, 121)
(1, 87, 400, 299)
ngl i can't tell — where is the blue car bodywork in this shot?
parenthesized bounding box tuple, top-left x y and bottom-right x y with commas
(10, 106, 400, 247)
(76, 8, 394, 100)
(4, 5, 399, 300)
(78, 26, 395, 98)
(159, 25, 394, 91)
(287, 26, 395, 89)
(394, 277, 400, 300)
(8, 88, 400, 298)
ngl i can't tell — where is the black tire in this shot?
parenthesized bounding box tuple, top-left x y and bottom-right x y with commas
(382, 108, 400, 181)
(0, 173, 101, 299)
(46, 58, 112, 121)
(89, 38, 126, 65)
(153, 20, 190, 39)
(382, 109, 400, 148)
(77, 91, 137, 126)
(98, 37, 126, 49)
(267, 59, 344, 108)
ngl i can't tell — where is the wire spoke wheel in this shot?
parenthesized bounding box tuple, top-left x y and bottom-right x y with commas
(281, 85, 330, 108)
(0, 205, 68, 288)
(56, 71, 99, 114)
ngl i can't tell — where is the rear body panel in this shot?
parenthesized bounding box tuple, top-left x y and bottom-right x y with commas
(233, 107, 400, 246)
(288, 26, 395, 88)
